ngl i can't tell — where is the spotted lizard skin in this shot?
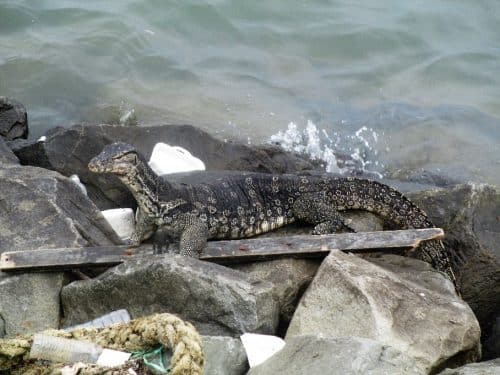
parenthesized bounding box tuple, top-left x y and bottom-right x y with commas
(88, 142, 456, 284)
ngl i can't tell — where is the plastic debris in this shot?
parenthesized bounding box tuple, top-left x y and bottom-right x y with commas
(29, 334, 103, 364)
(240, 333, 286, 368)
(65, 309, 131, 331)
(97, 348, 132, 367)
(148, 143, 205, 175)
(101, 209, 135, 241)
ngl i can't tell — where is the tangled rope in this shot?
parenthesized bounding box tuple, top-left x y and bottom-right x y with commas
(0, 313, 204, 374)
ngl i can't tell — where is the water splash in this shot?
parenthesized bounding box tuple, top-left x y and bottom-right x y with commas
(269, 120, 384, 177)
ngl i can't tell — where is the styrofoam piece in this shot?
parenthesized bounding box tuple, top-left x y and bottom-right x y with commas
(148, 142, 205, 175)
(101, 208, 135, 241)
(69, 174, 88, 196)
(240, 333, 286, 368)
(97, 348, 132, 367)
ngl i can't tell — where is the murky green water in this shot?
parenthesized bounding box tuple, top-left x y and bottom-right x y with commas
(1, 1, 499, 183)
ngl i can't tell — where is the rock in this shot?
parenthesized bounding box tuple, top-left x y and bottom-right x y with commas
(231, 259, 320, 329)
(0, 165, 122, 253)
(286, 251, 481, 373)
(61, 255, 279, 336)
(0, 273, 65, 337)
(408, 183, 500, 359)
(0, 164, 122, 337)
(484, 317, 500, 359)
(247, 335, 424, 375)
(0, 97, 28, 140)
(342, 210, 384, 232)
(0, 136, 18, 164)
(439, 358, 500, 375)
(10, 124, 317, 209)
(202, 336, 248, 375)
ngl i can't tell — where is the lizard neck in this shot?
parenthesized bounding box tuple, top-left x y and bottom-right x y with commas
(118, 156, 170, 216)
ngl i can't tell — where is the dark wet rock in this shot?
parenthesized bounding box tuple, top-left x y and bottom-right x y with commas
(232, 259, 320, 329)
(0, 273, 65, 337)
(6, 138, 50, 167)
(0, 136, 18, 164)
(439, 358, 500, 375)
(408, 183, 500, 359)
(0, 97, 28, 140)
(286, 251, 481, 373)
(61, 254, 279, 336)
(247, 335, 424, 375)
(0, 165, 122, 253)
(10, 124, 317, 209)
(203, 336, 248, 375)
(484, 317, 500, 360)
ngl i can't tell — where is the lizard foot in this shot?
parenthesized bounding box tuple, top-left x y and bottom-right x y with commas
(312, 218, 356, 235)
(178, 248, 202, 259)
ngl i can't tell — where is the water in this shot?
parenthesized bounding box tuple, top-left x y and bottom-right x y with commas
(1, 1, 499, 184)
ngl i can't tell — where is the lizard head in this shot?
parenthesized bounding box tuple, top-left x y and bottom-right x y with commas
(88, 142, 141, 175)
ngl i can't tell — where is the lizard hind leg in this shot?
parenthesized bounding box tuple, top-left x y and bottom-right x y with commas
(179, 220, 209, 258)
(292, 193, 354, 235)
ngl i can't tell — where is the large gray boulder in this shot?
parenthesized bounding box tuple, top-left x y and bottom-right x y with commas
(0, 273, 65, 337)
(61, 255, 279, 336)
(439, 358, 500, 375)
(203, 336, 248, 375)
(247, 335, 424, 375)
(0, 165, 122, 252)
(286, 251, 481, 373)
(10, 124, 317, 209)
(232, 259, 320, 328)
(0, 97, 28, 140)
(0, 164, 122, 337)
(409, 183, 500, 359)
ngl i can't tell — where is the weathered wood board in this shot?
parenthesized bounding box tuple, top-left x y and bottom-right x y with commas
(0, 228, 443, 272)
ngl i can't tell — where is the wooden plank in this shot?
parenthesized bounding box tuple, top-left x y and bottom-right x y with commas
(0, 245, 154, 272)
(200, 228, 444, 261)
(0, 228, 443, 272)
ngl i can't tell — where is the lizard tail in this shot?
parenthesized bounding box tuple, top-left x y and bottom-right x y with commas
(327, 177, 457, 287)
(327, 177, 432, 229)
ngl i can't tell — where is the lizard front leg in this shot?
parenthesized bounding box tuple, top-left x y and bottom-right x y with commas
(129, 208, 156, 246)
(293, 192, 354, 234)
(178, 216, 209, 258)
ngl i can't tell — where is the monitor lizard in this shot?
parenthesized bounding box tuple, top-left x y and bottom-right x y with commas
(88, 142, 456, 285)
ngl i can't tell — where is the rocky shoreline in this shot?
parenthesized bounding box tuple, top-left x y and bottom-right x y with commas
(0, 97, 499, 374)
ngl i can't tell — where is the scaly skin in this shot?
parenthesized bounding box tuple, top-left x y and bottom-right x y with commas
(88, 142, 456, 284)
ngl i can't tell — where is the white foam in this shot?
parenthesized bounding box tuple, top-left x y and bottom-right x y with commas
(119, 109, 136, 126)
(269, 120, 383, 177)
